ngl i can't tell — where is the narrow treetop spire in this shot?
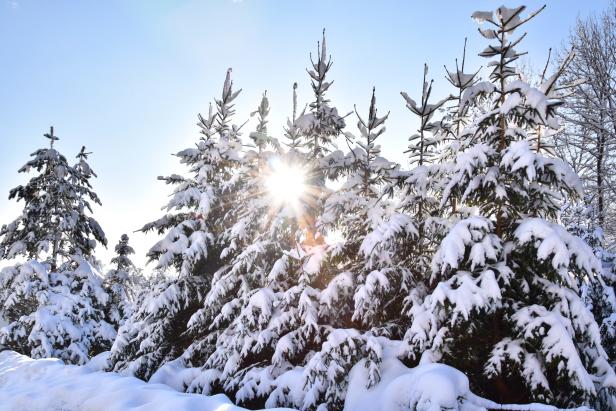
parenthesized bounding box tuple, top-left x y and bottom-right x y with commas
(44, 126, 59, 148)
(321, 28, 327, 63)
(76, 146, 92, 160)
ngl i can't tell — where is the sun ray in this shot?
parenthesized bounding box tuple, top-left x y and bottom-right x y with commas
(263, 158, 309, 214)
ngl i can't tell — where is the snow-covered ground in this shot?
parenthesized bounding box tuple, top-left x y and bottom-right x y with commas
(0, 349, 591, 411)
(0, 351, 291, 411)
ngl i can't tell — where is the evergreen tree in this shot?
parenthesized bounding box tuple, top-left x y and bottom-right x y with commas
(296, 30, 346, 160)
(105, 234, 138, 327)
(562, 200, 616, 371)
(321, 88, 414, 333)
(397, 65, 451, 289)
(0, 128, 113, 364)
(170, 35, 358, 411)
(179, 91, 304, 402)
(283, 82, 303, 152)
(108, 69, 245, 380)
(69, 145, 108, 268)
(141, 69, 243, 278)
(439, 38, 481, 184)
(401, 6, 616, 407)
(271, 89, 419, 409)
(293, 30, 347, 244)
(0, 128, 106, 270)
(0, 258, 115, 364)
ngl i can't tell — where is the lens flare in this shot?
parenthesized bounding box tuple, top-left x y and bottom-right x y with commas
(264, 161, 307, 208)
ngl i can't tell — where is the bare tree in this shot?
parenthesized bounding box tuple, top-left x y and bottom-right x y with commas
(557, 1, 616, 250)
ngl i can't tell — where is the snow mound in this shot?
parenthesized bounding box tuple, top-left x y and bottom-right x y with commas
(0, 351, 291, 411)
(346, 357, 482, 411)
(344, 342, 594, 411)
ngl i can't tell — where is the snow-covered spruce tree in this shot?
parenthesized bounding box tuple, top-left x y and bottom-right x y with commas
(561, 200, 612, 262)
(283, 82, 303, 153)
(174, 34, 368, 411)
(178, 91, 302, 399)
(0, 128, 113, 364)
(142, 68, 243, 278)
(104, 234, 139, 327)
(584, 269, 616, 371)
(0, 129, 106, 269)
(401, 6, 616, 407)
(0, 257, 115, 364)
(245, 34, 353, 410)
(107, 69, 245, 380)
(267, 89, 418, 409)
(294, 29, 347, 242)
(68, 145, 108, 269)
(439, 39, 480, 174)
(320, 88, 416, 335)
(396, 65, 451, 290)
(561, 201, 616, 370)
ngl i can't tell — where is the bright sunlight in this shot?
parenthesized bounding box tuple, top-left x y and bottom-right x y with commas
(264, 159, 307, 208)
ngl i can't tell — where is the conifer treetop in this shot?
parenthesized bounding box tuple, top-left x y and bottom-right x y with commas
(44, 126, 59, 148)
(0, 128, 106, 269)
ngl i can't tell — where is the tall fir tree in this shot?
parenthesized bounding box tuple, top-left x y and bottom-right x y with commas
(179, 91, 305, 402)
(170, 35, 359, 411)
(293, 30, 347, 244)
(0, 128, 106, 270)
(397, 65, 451, 289)
(321, 88, 415, 334)
(0, 128, 113, 364)
(401, 6, 616, 407)
(108, 69, 246, 380)
(105, 234, 139, 327)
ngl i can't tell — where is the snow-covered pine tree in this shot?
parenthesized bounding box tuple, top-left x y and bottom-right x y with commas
(397, 65, 450, 286)
(401, 65, 450, 171)
(265, 88, 418, 409)
(297, 30, 346, 160)
(68, 145, 108, 268)
(584, 268, 616, 372)
(561, 201, 616, 370)
(440, 39, 481, 172)
(105, 234, 138, 327)
(141, 68, 243, 278)
(107, 69, 245, 380)
(0, 128, 114, 364)
(321, 88, 415, 334)
(561, 200, 610, 262)
(283, 82, 303, 152)
(178, 91, 304, 401)
(239, 35, 354, 410)
(294, 30, 347, 244)
(172, 35, 360, 411)
(0, 128, 106, 269)
(401, 6, 616, 407)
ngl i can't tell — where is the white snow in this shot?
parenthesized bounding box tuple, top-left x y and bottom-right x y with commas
(0, 347, 599, 411)
(0, 350, 293, 411)
(344, 339, 591, 411)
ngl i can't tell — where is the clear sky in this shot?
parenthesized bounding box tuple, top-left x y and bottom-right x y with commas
(0, 0, 610, 271)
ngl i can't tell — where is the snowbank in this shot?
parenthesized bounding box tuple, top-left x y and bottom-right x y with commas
(345, 355, 591, 411)
(0, 351, 291, 411)
(342, 338, 591, 411)
(0, 349, 594, 411)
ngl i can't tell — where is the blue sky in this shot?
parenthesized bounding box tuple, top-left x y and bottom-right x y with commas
(0, 0, 610, 270)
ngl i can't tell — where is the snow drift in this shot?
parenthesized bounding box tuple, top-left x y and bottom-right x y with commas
(0, 349, 598, 410)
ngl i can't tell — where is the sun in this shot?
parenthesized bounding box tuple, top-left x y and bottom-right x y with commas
(264, 159, 307, 210)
